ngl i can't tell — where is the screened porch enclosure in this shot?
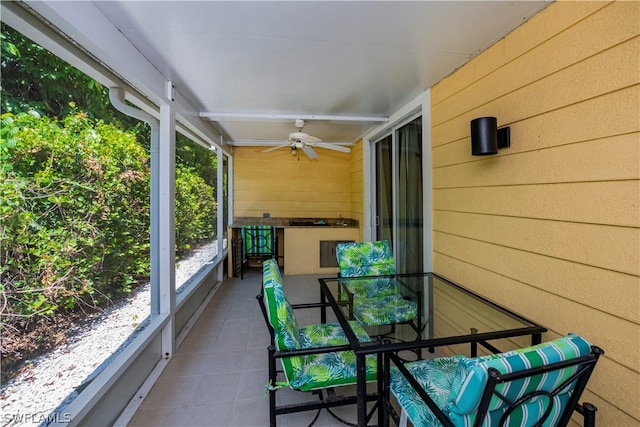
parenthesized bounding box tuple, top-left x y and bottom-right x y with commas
(2, 1, 635, 426)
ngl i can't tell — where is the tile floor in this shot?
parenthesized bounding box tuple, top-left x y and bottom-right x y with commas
(127, 269, 373, 427)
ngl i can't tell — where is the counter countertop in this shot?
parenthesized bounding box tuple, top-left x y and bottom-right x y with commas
(230, 217, 358, 228)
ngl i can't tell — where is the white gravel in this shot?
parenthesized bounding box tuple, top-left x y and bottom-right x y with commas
(0, 240, 220, 427)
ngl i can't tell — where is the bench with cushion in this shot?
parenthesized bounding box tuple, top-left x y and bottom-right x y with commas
(385, 333, 603, 427)
(257, 258, 378, 426)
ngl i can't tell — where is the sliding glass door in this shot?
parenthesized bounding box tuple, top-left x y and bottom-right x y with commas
(372, 115, 423, 273)
(375, 135, 393, 243)
(397, 117, 423, 273)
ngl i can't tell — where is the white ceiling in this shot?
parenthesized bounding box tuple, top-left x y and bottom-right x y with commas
(19, 1, 549, 146)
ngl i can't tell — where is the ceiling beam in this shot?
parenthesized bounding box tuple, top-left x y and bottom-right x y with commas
(229, 140, 354, 146)
(199, 112, 388, 123)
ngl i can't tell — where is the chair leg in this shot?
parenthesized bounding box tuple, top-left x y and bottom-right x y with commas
(382, 353, 392, 427)
(268, 345, 277, 427)
(580, 402, 597, 427)
(377, 352, 385, 427)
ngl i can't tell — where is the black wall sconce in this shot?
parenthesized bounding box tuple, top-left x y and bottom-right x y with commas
(470, 117, 510, 156)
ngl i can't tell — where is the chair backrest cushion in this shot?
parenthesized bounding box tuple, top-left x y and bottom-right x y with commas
(336, 240, 396, 278)
(447, 333, 593, 426)
(262, 259, 300, 351)
(243, 225, 275, 257)
(262, 259, 306, 384)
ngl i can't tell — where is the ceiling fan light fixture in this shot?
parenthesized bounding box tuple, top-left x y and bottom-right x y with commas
(290, 147, 298, 156)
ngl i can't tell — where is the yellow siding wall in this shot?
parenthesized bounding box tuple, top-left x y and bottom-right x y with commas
(430, 2, 639, 425)
(233, 146, 353, 218)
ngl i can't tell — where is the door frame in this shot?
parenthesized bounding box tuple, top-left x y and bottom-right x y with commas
(362, 90, 432, 272)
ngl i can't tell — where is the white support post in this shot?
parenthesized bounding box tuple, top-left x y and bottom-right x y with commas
(216, 138, 224, 283)
(363, 137, 372, 242)
(159, 81, 176, 359)
(227, 154, 234, 234)
(149, 118, 160, 316)
(421, 89, 433, 273)
(227, 153, 234, 279)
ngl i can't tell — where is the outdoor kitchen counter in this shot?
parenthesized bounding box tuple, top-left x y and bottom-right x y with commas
(228, 217, 359, 276)
(229, 217, 358, 228)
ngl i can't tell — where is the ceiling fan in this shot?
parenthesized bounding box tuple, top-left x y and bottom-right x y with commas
(261, 119, 351, 159)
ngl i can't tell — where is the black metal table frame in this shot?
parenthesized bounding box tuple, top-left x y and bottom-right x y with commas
(318, 272, 547, 427)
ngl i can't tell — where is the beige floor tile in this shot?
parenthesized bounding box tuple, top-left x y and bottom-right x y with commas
(130, 272, 381, 426)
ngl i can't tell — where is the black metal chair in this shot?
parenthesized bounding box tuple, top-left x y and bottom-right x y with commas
(383, 334, 603, 427)
(334, 240, 419, 330)
(257, 259, 379, 426)
(240, 225, 276, 278)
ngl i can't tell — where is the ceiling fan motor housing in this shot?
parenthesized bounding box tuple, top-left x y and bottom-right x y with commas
(289, 132, 308, 142)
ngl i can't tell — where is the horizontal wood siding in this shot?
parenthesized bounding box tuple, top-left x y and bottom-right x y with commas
(430, 1, 639, 425)
(233, 146, 352, 218)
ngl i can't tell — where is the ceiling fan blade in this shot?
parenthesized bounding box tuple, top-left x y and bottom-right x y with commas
(262, 144, 290, 153)
(314, 142, 351, 153)
(302, 145, 319, 159)
(303, 134, 322, 143)
(233, 139, 289, 146)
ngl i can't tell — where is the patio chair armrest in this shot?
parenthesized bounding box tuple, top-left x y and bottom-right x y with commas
(469, 335, 504, 357)
(291, 301, 330, 310)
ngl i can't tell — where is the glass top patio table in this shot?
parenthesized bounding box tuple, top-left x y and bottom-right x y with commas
(318, 272, 547, 427)
(319, 272, 546, 354)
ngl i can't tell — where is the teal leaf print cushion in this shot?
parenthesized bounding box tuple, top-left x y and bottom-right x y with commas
(336, 240, 397, 278)
(353, 294, 418, 327)
(390, 355, 464, 427)
(342, 277, 398, 298)
(298, 321, 371, 348)
(289, 351, 377, 391)
(262, 259, 300, 351)
(288, 322, 376, 391)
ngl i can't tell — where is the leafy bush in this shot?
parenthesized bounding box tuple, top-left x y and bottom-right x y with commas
(0, 111, 150, 324)
(175, 168, 217, 253)
(0, 26, 221, 380)
(0, 109, 220, 327)
(1, 23, 138, 129)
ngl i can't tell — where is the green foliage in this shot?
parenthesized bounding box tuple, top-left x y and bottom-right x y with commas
(176, 135, 217, 188)
(174, 137, 219, 253)
(1, 23, 147, 137)
(1, 111, 150, 323)
(0, 25, 220, 333)
(175, 168, 217, 253)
